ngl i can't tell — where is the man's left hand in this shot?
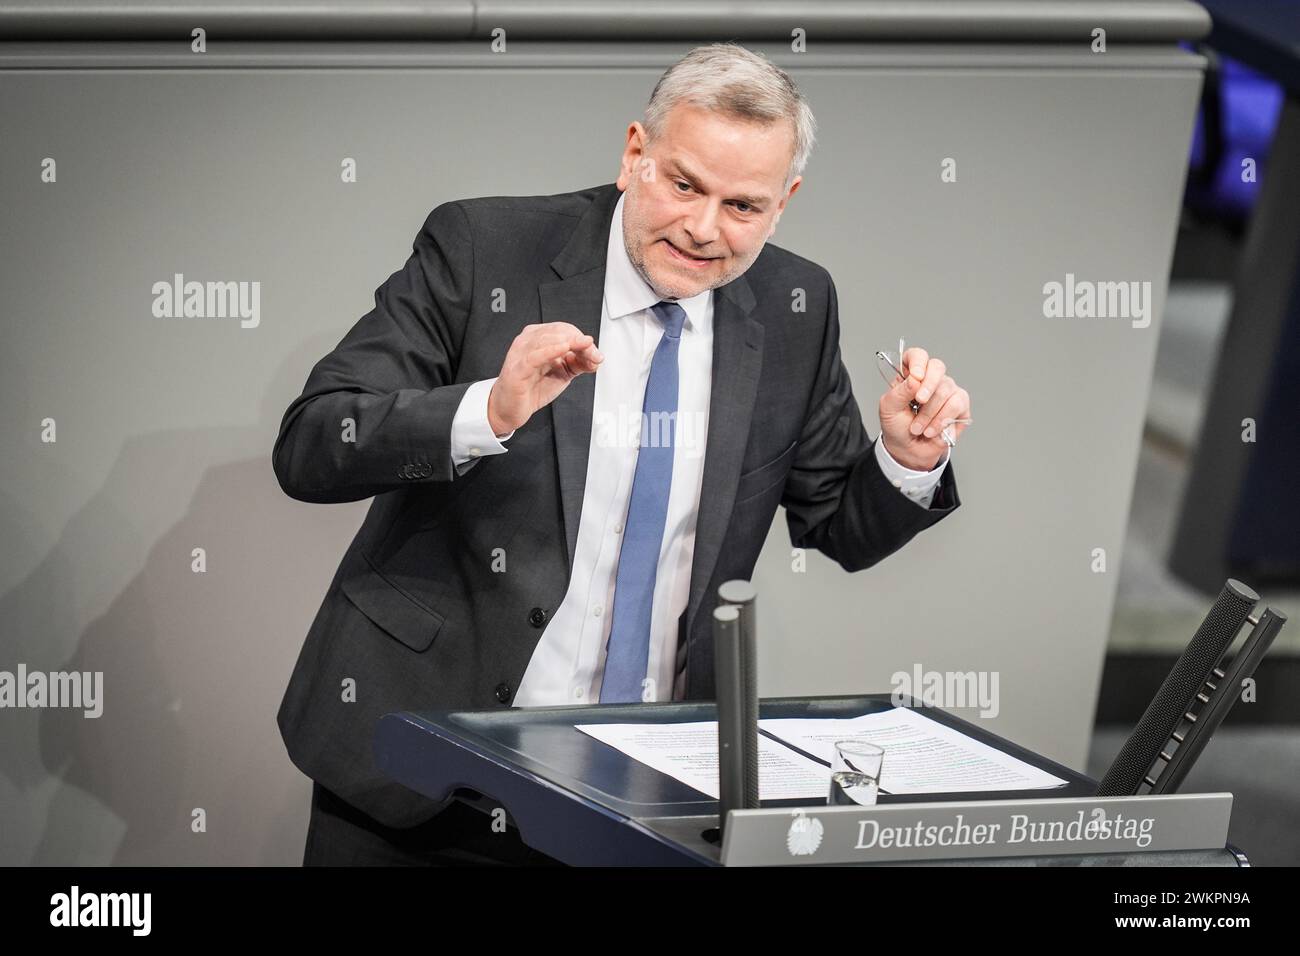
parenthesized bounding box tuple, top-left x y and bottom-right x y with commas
(878, 347, 971, 471)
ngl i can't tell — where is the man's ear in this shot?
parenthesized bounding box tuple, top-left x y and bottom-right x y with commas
(616, 121, 648, 190)
(769, 175, 801, 237)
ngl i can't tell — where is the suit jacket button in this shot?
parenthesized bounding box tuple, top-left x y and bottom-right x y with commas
(495, 682, 512, 704)
(528, 607, 547, 627)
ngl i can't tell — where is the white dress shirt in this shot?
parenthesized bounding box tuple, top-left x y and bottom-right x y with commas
(448, 190, 949, 706)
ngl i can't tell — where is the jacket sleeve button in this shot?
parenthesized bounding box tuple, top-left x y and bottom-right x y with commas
(494, 682, 512, 704)
(528, 607, 547, 627)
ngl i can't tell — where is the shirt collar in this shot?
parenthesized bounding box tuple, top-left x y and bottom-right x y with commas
(604, 189, 710, 332)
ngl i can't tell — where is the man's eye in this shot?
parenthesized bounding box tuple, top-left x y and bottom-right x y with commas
(674, 180, 691, 192)
(733, 202, 752, 213)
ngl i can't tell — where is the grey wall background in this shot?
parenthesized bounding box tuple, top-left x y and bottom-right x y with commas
(0, 33, 1204, 863)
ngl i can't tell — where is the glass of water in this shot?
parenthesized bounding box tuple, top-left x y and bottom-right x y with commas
(828, 739, 885, 806)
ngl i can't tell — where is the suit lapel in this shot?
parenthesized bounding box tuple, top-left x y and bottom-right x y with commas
(683, 279, 763, 643)
(539, 181, 765, 622)
(541, 273, 604, 572)
(541, 184, 620, 573)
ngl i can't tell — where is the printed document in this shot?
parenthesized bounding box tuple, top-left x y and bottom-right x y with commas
(574, 708, 1068, 799)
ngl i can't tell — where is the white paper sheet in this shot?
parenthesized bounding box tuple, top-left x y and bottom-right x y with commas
(575, 708, 1070, 800)
(573, 720, 830, 799)
(759, 709, 1070, 793)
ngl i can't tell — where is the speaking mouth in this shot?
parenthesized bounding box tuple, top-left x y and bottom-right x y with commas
(663, 239, 717, 264)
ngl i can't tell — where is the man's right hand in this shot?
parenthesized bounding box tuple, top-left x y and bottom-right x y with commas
(487, 322, 604, 437)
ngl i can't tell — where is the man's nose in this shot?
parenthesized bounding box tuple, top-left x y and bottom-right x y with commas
(683, 201, 722, 248)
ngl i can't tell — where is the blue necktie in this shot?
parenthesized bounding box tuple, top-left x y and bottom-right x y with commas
(600, 300, 688, 703)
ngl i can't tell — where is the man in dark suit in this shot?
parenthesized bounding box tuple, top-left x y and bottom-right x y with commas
(273, 42, 970, 865)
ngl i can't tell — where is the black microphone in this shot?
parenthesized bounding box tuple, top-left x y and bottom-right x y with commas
(714, 580, 759, 840)
(714, 604, 745, 839)
(1096, 579, 1258, 797)
(1151, 605, 1286, 793)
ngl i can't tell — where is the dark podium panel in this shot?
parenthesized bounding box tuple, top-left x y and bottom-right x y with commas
(1171, 0, 1300, 590)
(374, 695, 1242, 866)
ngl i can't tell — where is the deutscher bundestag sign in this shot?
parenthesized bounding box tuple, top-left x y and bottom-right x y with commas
(720, 794, 1232, 866)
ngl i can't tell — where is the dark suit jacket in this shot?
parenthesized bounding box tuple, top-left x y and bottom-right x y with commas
(273, 181, 961, 828)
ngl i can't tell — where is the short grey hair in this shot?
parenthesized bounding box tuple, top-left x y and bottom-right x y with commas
(643, 42, 817, 192)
